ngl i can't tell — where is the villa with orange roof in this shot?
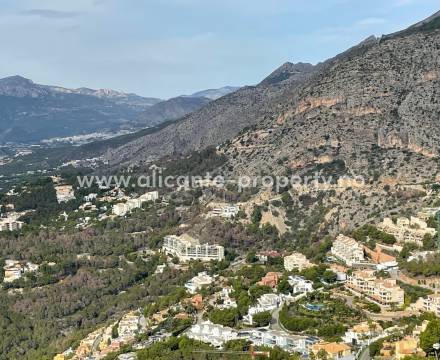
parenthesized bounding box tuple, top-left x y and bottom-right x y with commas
(310, 342, 353, 360)
(258, 272, 282, 288)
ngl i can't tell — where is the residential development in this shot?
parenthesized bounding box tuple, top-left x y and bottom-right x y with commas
(331, 234, 365, 266)
(346, 269, 405, 307)
(378, 217, 437, 246)
(112, 191, 159, 216)
(162, 234, 225, 262)
(421, 293, 440, 317)
(284, 252, 313, 271)
(54, 184, 76, 203)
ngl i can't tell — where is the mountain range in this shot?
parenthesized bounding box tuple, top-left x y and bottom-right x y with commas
(104, 11, 440, 185)
(0, 76, 238, 144)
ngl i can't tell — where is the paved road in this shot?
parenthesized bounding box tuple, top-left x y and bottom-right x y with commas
(270, 306, 284, 332)
(358, 346, 370, 360)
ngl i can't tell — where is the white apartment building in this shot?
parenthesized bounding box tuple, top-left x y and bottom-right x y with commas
(422, 293, 440, 316)
(241, 329, 319, 355)
(186, 321, 239, 347)
(185, 272, 214, 294)
(378, 217, 437, 247)
(139, 191, 159, 202)
(210, 205, 240, 218)
(112, 191, 159, 216)
(162, 234, 224, 262)
(288, 276, 314, 294)
(331, 234, 365, 266)
(284, 252, 313, 272)
(346, 270, 404, 307)
(0, 219, 24, 232)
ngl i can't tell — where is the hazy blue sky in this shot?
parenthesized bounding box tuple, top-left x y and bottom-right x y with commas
(0, 0, 438, 98)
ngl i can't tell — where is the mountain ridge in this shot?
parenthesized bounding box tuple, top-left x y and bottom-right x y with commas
(0, 76, 237, 145)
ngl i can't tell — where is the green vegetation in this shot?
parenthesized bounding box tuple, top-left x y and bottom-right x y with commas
(398, 281, 433, 305)
(251, 206, 263, 224)
(208, 308, 240, 327)
(420, 319, 440, 353)
(352, 224, 396, 246)
(279, 292, 363, 341)
(252, 311, 272, 327)
(136, 335, 297, 360)
(364, 301, 381, 313)
(400, 253, 440, 277)
(369, 339, 385, 357)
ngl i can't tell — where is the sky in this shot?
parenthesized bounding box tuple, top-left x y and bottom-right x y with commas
(0, 0, 438, 99)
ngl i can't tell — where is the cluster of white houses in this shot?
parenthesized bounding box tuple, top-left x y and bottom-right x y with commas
(162, 234, 225, 262)
(112, 191, 159, 216)
(186, 321, 320, 356)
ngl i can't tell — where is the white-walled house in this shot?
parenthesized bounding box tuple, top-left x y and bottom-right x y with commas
(288, 276, 314, 294)
(186, 321, 239, 347)
(185, 272, 214, 294)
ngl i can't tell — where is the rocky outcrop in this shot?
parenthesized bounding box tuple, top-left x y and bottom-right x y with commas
(105, 62, 316, 164)
(223, 15, 440, 183)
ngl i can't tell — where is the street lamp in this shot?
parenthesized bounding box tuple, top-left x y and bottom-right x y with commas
(433, 342, 440, 360)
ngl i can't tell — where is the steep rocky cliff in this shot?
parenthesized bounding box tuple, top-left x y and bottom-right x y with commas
(105, 62, 316, 164)
(223, 15, 440, 183)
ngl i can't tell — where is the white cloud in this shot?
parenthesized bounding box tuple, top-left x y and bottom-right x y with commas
(20, 9, 81, 19)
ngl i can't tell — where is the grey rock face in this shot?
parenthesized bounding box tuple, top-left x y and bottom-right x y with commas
(223, 26, 440, 181)
(105, 62, 316, 165)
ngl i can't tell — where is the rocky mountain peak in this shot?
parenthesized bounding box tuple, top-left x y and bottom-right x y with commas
(0, 75, 46, 97)
(260, 61, 315, 86)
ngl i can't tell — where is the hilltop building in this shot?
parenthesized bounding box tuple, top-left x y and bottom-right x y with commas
(186, 321, 238, 347)
(258, 272, 282, 288)
(162, 234, 224, 262)
(244, 293, 281, 325)
(112, 191, 159, 216)
(3, 260, 39, 283)
(288, 276, 314, 294)
(209, 204, 240, 218)
(0, 219, 23, 232)
(343, 322, 383, 346)
(244, 329, 319, 355)
(55, 185, 75, 203)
